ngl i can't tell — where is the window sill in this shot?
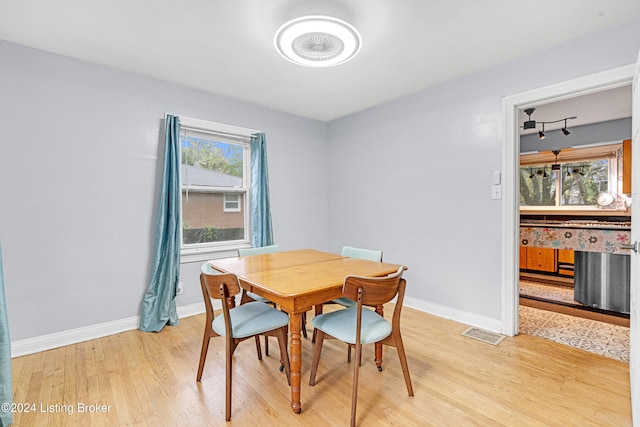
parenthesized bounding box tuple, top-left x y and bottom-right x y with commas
(520, 206, 630, 217)
(180, 244, 250, 264)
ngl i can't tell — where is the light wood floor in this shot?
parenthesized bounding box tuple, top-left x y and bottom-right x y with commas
(11, 306, 632, 426)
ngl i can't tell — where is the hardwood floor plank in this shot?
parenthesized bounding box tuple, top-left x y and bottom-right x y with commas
(10, 307, 632, 426)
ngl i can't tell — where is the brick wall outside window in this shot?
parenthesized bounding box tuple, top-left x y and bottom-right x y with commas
(182, 192, 244, 230)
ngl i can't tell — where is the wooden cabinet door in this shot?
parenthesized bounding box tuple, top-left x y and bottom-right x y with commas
(557, 249, 574, 263)
(526, 247, 556, 272)
(623, 139, 632, 194)
(557, 249, 574, 276)
(520, 246, 527, 270)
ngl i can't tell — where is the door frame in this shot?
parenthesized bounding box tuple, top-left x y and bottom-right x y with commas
(501, 63, 635, 337)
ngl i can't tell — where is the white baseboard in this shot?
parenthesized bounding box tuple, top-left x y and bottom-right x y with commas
(11, 302, 206, 358)
(403, 296, 503, 334)
(11, 297, 501, 358)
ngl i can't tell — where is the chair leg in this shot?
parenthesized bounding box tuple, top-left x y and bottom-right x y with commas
(225, 338, 233, 421)
(351, 340, 362, 427)
(275, 327, 291, 384)
(301, 312, 308, 339)
(196, 330, 211, 381)
(254, 335, 263, 361)
(309, 330, 325, 386)
(264, 336, 269, 356)
(394, 333, 414, 396)
(311, 304, 324, 343)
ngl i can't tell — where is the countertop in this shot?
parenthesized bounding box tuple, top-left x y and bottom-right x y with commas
(520, 220, 631, 231)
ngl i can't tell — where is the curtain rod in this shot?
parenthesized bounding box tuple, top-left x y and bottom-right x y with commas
(183, 127, 254, 142)
(164, 113, 260, 139)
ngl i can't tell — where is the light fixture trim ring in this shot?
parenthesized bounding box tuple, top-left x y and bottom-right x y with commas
(274, 15, 362, 67)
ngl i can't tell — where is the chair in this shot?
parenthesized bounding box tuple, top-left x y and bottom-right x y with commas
(312, 245, 383, 347)
(333, 246, 383, 306)
(238, 244, 281, 304)
(196, 263, 291, 421)
(309, 266, 413, 427)
(238, 245, 308, 340)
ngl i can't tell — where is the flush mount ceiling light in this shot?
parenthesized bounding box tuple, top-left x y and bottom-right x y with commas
(522, 108, 577, 140)
(274, 15, 362, 67)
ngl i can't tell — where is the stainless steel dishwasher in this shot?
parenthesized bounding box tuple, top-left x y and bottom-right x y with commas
(574, 251, 630, 314)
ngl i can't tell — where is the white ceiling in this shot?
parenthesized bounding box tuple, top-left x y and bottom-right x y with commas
(1, 0, 640, 122)
(518, 85, 632, 135)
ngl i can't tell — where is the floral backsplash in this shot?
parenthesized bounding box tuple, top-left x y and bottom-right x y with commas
(520, 226, 631, 254)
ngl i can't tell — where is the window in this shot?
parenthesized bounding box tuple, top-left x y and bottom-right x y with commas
(520, 143, 619, 208)
(179, 117, 255, 256)
(223, 193, 241, 212)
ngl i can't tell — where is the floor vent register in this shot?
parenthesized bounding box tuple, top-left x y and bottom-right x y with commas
(462, 327, 506, 346)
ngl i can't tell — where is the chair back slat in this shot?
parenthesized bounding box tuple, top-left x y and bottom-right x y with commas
(342, 266, 404, 306)
(238, 245, 280, 256)
(341, 246, 383, 262)
(200, 272, 241, 300)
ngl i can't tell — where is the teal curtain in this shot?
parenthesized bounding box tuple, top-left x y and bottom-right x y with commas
(139, 115, 181, 332)
(0, 243, 12, 427)
(250, 133, 274, 247)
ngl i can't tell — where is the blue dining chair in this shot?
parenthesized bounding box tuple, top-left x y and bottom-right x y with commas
(312, 245, 383, 348)
(333, 246, 383, 307)
(196, 263, 291, 421)
(309, 266, 413, 427)
(239, 245, 308, 340)
(238, 244, 280, 304)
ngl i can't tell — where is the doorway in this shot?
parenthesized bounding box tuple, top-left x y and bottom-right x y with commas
(516, 86, 632, 340)
(500, 64, 635, 337)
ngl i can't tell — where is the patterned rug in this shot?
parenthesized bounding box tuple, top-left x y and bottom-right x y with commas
(519, 280, 577, 305)
(519, 305, 629, 363)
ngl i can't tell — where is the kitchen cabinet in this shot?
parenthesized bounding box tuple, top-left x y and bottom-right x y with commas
(525, 247, 556, 273)
(557, 249, 574, 277)
(623, 139, 632, 194)
(520, 247, 575, 276)
(520, 246, 527, 270)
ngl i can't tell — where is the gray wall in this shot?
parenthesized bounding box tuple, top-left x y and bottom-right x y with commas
(521, 118, 632, 152)
(327, 19, 640, 319)
(0, 40, 329, 341)
(1, 16, 640, 342)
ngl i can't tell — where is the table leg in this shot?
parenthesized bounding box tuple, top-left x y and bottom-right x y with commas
(289, 312, 302, 413)
(375, 304, 384, 371)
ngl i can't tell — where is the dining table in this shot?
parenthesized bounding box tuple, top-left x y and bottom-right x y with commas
(208, 248, 405, 414)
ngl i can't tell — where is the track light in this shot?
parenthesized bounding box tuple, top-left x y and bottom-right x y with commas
(521, 108, 576, 138)
(528, 168, 548, 179)
(523, 108, 537, 130)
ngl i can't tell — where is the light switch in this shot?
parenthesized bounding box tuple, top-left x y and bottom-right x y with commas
(491, 185, 502, 200)
(492, 171, 501, 185)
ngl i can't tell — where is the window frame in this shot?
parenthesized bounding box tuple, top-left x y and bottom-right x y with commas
(177, 116, 258, 262)
(519, 142, 622, 212)
(223, 193, 241, 212)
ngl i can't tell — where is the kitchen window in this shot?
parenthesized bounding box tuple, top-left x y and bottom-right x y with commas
(179, 116, 253, 256)
(520, 143, 620, 208)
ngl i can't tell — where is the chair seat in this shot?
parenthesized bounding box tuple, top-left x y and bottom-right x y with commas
(246, 290, 272, 303)
(331, 296, 355, 307)
(312, 306, 392, 345)
(213, 301, 289, 339)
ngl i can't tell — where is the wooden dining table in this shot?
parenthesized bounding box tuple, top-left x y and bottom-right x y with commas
(208, 248, 405, 414)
